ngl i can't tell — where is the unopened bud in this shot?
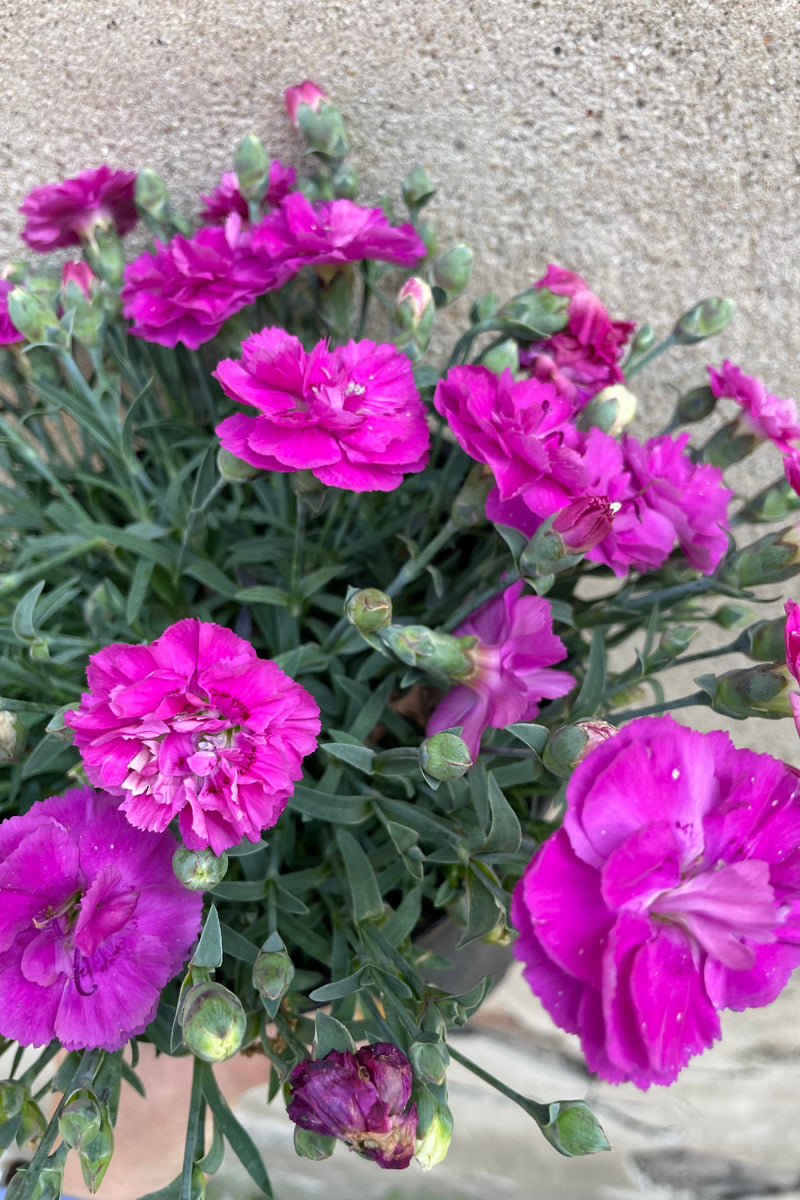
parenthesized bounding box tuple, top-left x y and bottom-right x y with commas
(378, 624, 475, 683)
(551, 496, 614, 554)
(0, 710, 26, 761)
(656, 624, 697, 660)
(481, 338, 519, 376)
(392, 277, 434, 361)
(234, 135, 271, 205)
(253, 932, 295, 1008)
(0, 1080, 25, 1123)
(83, 225, 125, 286)
(345, 587, 392, 633)
(7, 286, 62, 344)
(173, 846, 229, 891)
(416, 221, 437, 257)
(740, 476, 800, 523)
(331, 161, 359, 199)
(629, 324, 655, 355)
(414, 1102, 453, 1169)
(409, 1039, 449, 1086)
(180, 981, 247, 1062)
(216, 446, 258, 482)
(470, 292, 499, 324)
(61, 260, 95, 299)
(402, 163, 436, 212)
(59, 1091, 103, 1152)
(673, 297, 735, 345)
(746, 617, 789, 663)
(698, 663, 793, 719)
(285, 80, 328, 125)
(499, 287, 569, 338)
(432, 244, 473, 305)
(293, 1125, 337, 1161)
(419, 731, 473, 781)
(451, 463, 493, 527)
(543, 725, 590, 776)
(713, 602, 756, 629)
(135, 168, 171, 225)
(536, 1099, 610, 1157)
(76, 1107, 114, 1194)
(577, 385, 637, 436)
(675, 384, 717, 425)
(286, 82, 349, 159)
(6, 1146, 68, 1200)
(699, 419, 759, 468)
(719, 525, 800, 588)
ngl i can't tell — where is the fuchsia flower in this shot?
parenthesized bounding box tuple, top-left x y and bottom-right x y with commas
(0, 280, 23, 344)
(511, 715, 800, 1089)
(253, 193, 426, 272)
(0, 787, 202, 1051)
(426, 580, 575, 759)
(519, 265, 634, 408)
(20, 166, 138, 251)
(785, 599, 800, 737)
(122, 216, 292, 348)
(214, 328, 430, 491)
(287, 1043, 418, 1169)
(64, 619, 321, 855)
(708, 361, 800, 454)
(199, 163, 297, 224)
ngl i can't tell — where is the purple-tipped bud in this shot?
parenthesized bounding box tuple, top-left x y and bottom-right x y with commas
(285, 81, 349, 159)
(552, 496, 614, 554)
(61, 260, 95, 299)
(392, 277, 434, 361)
(287, 1043, 418, 1170)
(285, 81, 328, 125)
(173, 845, 229, 891)
(345, 587, 393, 633)
(418, 731, 473, 781)
(180, 981, 247, 1062)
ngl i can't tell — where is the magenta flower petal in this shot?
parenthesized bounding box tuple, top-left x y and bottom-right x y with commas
(0, 280, 24, 344)
(708, 361, 800, 452)
(512, 715, 800, 1089)
(0, 788, 202, 1050)
(20, 165, 138, 251)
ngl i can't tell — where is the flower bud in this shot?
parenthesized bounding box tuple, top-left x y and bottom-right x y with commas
(673, 296, 735, 345)
(409, 1039, 449, 1085)
(451, 463, 493, 528)
(551, 496, 614, 554)
(61, 260, 95, 299)
(0, 710, 26, 761)
(746, 617, 789, 663)
(713, 602, 756, 630)
(135, 168, 171, 225)
(345, 587, 393, 633)
(392, 277, 434, 361)
(378, 624, 475, 683)
(698, 663, 793, 719)
(674, 384, 717, 425)
(83, 225, 126, 286)
(432, 244, 473, 305)
(285, 81, 349, 160)
(402, 163, 435, 211)
(331, 161, 359, 200)
(59, 1091, 103, 1152)
(628, 324, 655, 355)
(0, 1080, 25, 1123)
(500, 287, 569, 338)
(655, 624, 697, 660)
(252, 933, 295, 1007)
(481, 338, 519, 376)
(542, 725, 590, 777)
(173, 846, 229, 891)
(216, 447, 258, 482)
(740, 476, 800, 523)
(180, 981, 247, 1062)
(6, 1146, 68, 1200)
(234, 135, 271, 205)
(470, 291, 499, 323)
(418, 731, 473, 781)
(699, 419, 759, 468)
(416, 221, 437, 257)
(719, 525, 800, 588)
(414, 1101, 453, 1169)
(76, 1107, 114, 1194)
(536, 1099, 610, 1157)
(577, 385, 637, 436)
(7, 286, 62, 344)
(293, 1125, 337, 1161)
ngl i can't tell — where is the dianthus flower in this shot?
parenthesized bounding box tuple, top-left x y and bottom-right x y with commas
(199, 162, 297, 224)
(121, 215, 292, 348)
(287, 1043, 418, 1169)
(433, 366, 587, 536)
(19, 165, 138, 251)
(0, 280, 23, 344)
(426, 580, 575, 759)
(511, 715, 800, 1089)
(64, 619, 321, 855)
(214, 328, 430, 491)
(785, 599, 800, 738)
(253, 193, 426, 272)
(519, 265, 634, 408)
(0, 787, 202, 1051)
(708, 361, 800, 454)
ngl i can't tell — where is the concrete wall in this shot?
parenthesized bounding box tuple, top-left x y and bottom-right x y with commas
(2, 1, 798, 400)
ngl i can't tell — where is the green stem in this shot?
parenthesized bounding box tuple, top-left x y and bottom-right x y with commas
(180, 1058, 206, 1200)
(385, 518, 458, 598)
(625, 332, 676, 378)
(447, 1044, 549, 1124)
(610, 689, 709, 723)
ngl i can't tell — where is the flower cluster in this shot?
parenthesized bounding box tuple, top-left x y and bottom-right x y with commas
(511, 716, 800, 1089)
(65, 619, 321, 855)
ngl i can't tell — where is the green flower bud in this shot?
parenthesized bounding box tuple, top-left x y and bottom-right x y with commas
(76, 1107, 114, 1194)
(402, 163, 435, 211)
(713, 602, 756, 630)
(297, 103, 349, 160)
(656, 624, 697, 660)
(432, 244, 473, 305)
(345, 587, 393, 633)
(0, 710, 26, 761)
(419, 731, 473, 781)
(536, 1099, 610, 1157)
(674, 384, 717, 425)
(135, 168, 171, 225)
(414, 1101, 453, 1169)
(543, 725, 590, 777)
(332, 161, 359, 200)
(747, 617, 788, 663)
(409, 1039, 449, 1085)
(83, 226, 126, 286)
(719, 525, 800, 588)
(577, 384, 637, 436)
(7, 287, 62, 345)
(180, 981, 247, 1062)
(0, 1080, 25, 1122)
(6, 1146, 68, 1200)
(173, 846, 229, 891)
(628, 324, 655, 355)
(470, 291, 499, 324)
(252, 933, 295, 1007)
(500, 287, 569, 338)
(673, 297, 735, 345)
(234, 135, 270, 205)
(378, 624, 475, 683)
(740, 478, 800, 524)
(451, 463, 493, 528)
(293, 1125, 337, 1161)
(697, 663, 793, 719)
(58, 1090, 103, 1152)
(699, 419, 759, 468)
(216, 447, 258, 482)
(392, 277, 434, 361)
(480, 338, 519, 376)
(417, 221, 438, 257)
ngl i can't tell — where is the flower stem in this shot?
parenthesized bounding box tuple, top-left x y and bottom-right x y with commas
(385, 518, 458, 598)
(447, 1044, 549, 1124)
(610, 690, 710, 722)
(180, 1058, 207, 1200)
(624, 332, 676, 378)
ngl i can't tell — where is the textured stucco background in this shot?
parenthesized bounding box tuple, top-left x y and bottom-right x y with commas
(2, 0, 799, 406)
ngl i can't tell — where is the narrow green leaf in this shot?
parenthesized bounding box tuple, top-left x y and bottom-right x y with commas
(202, 1068, 273, 1197)
(320, 741, 375, 774)
(21, 732, 76, 780)
(235, 585, 290, 607)
(314, 1011, 356, 1057)
(569, 628, 606, 720)
(484, 773, 521, 853)
(288, 786, 371, 824)
(456, 867, 502, 949)
(12, 580, 45, 643)
(506, 722, 549, 753)
(126, 558, 154, 625)
(220, 923, 259, 966)
(336, 829, 384, 921)
(309, 969, 365, 1003)
(192, 905, 223, 968)
(382, 888, 422, 946)
(183, 558, 239, 597)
